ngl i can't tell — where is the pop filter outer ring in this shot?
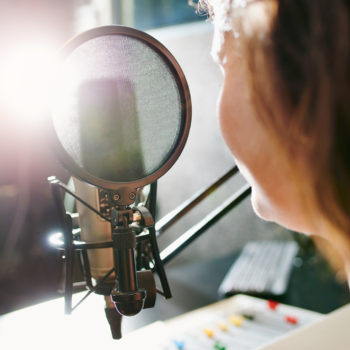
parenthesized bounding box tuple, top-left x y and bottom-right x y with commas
(48, 25, 191, 193)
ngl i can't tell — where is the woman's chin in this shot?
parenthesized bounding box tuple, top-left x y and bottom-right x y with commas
(250, 187, 313, 235)
(250, 187, 274, 221)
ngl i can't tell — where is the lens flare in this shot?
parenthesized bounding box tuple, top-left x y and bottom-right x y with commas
(0, 40, 58, 123)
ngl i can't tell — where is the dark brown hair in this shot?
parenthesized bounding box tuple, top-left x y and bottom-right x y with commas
(251, 1, 350, 250)
(193, 1, 350, 253)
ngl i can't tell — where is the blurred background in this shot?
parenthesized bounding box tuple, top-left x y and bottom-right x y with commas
(0, 0, 219, 315)
(0, 0, 348, 321)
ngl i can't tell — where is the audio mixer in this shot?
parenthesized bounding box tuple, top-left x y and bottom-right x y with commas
(119, 294, 323, 349)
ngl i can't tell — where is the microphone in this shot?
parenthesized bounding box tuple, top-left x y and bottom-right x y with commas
(47, 25, 191, 339)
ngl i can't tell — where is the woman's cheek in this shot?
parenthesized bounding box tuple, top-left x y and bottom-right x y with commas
(218, 76, 243, 159)
(218, 82, 232, 150)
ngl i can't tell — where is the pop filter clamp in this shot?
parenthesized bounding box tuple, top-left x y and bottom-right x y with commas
(47, 25, 252, 339)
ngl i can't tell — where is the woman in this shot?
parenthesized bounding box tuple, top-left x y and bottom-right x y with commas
(193, 0, 350, 281)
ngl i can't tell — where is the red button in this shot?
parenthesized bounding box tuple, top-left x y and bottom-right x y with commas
(285, 315, 298, 325)
(267, 300, 279, 310)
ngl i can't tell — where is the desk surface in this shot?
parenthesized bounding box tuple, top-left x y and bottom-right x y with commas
(0, 250, 349, 349)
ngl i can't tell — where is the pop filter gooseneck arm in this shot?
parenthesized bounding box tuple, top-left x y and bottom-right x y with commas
(160, 180, 251, 265)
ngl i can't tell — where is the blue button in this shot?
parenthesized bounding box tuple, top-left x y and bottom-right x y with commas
(173, 340, 185, 350)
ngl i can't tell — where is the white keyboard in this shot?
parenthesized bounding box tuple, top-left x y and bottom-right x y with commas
(219, 241, 299, 296)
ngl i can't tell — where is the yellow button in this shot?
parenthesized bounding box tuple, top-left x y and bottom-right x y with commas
(203, 327, 215, 338)
(217, 322, 228, 332)
(229, 315, 244, 327)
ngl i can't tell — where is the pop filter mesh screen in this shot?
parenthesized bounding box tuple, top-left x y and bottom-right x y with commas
(52, 34, 182, 183)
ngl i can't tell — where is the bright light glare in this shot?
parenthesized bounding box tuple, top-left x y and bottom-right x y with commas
(0, 40, 58, 122)
(47, 231, 64, 247)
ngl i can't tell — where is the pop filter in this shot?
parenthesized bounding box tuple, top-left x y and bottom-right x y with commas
(49, 25, 191, 203)
(48, 25, 191, 337)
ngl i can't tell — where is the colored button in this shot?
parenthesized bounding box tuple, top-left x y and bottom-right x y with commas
(285, 315, 298, 325)
(229, 315, 244, 327)
(217, 322, 228, 332)
(242, 313, 255, 321)
(203, 327, 215, 338)
(214, 340, 226, 350)
(173, 340, 185, 349)
(267, 300, 280, 310)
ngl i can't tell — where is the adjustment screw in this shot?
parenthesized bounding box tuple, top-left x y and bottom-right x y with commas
(129, 192, 136, 200)
(112, 193, 120, 201)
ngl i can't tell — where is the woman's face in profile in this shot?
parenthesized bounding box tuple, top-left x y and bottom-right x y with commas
(210, 3, 318, 235)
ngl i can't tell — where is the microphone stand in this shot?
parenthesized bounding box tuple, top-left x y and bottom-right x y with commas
(48, 165, 251, 338)
(49, 176, 171, 338)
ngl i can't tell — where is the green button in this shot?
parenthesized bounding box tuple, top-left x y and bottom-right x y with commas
(214, 341, 226, 350)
